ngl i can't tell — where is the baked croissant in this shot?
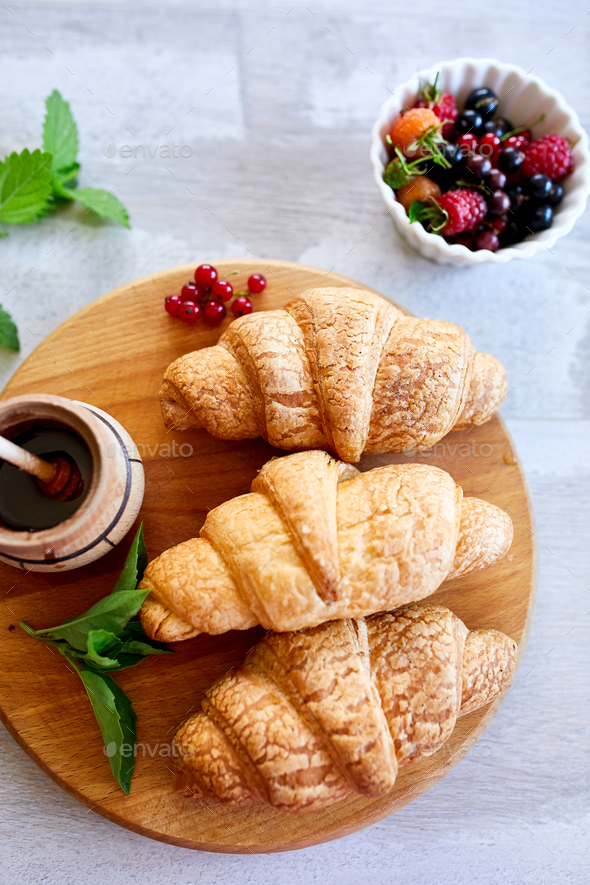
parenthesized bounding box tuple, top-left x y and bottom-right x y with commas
(172, 602, 518, 812)
(139, 450, 512, 641)
(160, 287, 507, 462)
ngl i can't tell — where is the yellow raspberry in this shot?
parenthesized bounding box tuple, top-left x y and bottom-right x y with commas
(396, 176, 441, 213)
(388, 108, 441, 150)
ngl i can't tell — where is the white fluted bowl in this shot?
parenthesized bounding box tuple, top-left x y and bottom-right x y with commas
(370, 57, 590, 266)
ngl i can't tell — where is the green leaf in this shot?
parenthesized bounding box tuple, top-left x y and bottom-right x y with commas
(120, 638, 172, 656)
(53, 162, 80, 187)
(27, 588, 150, 651)
(78, 668, 137, 794)
(0, 149, 53, 225)
(112, 524, 147, 593)
(0, 306, 19, 351)
(408, 200, 428, 223)
(85, 629, 123, 667)
(43, 90, 79, 178)
(408, 199, 448, 233)
(60, 185, 130, 228)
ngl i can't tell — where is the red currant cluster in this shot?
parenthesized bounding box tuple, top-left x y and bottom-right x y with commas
(164, 264, 267, 326)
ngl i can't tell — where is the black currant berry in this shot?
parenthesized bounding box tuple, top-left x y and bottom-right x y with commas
(547, 182, 564, 206)
(456, 109, 484, 137)
(506, 186, 526, 213)
(466, 154, 492, 179)
(498, 146, 525, 173)
(493, 117, 513, 136)
(501, 221, 526, 246)
(488, 190, 511, 216)
(526, 174, 552, 200)
(482, 120, 504, 138)
(528, 204, 554, 232)
(465, 88, 499, 120)
(487, 168, 507, 190)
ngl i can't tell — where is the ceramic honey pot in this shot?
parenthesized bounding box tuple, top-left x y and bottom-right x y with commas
(0, 394, 144, 572)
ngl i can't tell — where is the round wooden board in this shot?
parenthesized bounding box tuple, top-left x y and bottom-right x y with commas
(0, 259, 536, 854)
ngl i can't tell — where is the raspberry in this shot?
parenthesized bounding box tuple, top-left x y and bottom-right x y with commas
(437, 190, 488, 236)
(409, 188, 487, 236)
(388, 107, 441, 150)
(522, 134, 574, 181)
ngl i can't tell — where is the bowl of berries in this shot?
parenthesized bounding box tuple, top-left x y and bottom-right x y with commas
(370, 57, 590, 265)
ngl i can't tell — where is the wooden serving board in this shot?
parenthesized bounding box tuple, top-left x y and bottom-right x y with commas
(0, 260, 536, 853)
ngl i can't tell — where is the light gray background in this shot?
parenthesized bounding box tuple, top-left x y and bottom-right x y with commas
(1, 1, 589, 883)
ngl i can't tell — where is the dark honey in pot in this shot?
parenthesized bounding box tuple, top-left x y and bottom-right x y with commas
(0, 422, 93, 531)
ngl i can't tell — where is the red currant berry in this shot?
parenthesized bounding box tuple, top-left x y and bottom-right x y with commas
(489, 215, 508, 234)
(231, 296, 253, 318)
(456, 133, 478, 155)
(504, 134, 528, 151)
(247, 273, 266, 294)
(194, 263, 218, 291)
(179, 301, 201, 324)
(203, 300, 225, 324)
(211, 280, 233, 303)
(181, 281, 198, 301)
(165, 294, 182, 317)
(478, 132, 501, 164)
(452, 232, 474, 249)
(518, 128, 532, 146)
(474, 230, 500, 252)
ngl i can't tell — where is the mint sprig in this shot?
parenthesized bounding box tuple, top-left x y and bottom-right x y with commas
(19, 524, 172, 794)
(0, 90, 131, 352)
(0, 89, 130, 238)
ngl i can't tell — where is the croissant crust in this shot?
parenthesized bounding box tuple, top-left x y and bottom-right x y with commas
(139, 451, 513, 640)
(172, 603, 518, 812)
(160, 287, 507, 462)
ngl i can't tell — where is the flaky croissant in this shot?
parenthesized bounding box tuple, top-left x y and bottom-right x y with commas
(172, 602, 518, 812)
(139, 451, 512, 641)
(160, 287, 507, 462)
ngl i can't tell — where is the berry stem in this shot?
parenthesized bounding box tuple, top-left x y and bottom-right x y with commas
(500, 112, 546, 142)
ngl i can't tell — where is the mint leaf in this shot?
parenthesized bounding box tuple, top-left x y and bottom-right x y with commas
(0, 306, 19, 351)
(28, 588, 150, 651)
(85, 629, 123, 667)
(112, 524, 147, 593)
(43, 90, 79, 178)
(0, 149, 52, 224)
(53, 162, 80, 187)
(78, 668, 137, 794)
(61, 185, 130, 228)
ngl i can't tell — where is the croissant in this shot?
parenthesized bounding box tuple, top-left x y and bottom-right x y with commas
(139, 450, 512, 641)
(171, 602, 517, 812)
(160, 287, 507, 462)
